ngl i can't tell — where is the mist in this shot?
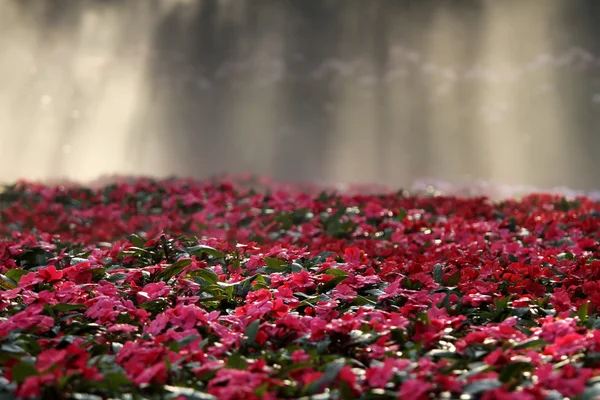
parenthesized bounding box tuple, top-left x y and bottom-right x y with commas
(1, 0, 600, 192)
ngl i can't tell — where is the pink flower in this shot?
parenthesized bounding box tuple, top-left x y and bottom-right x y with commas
(136, 281, 170, 304)
(399, 379, 432, 400)
(146, 312, 170, 336)
(332, 283, 357, 301)
(18, 272, 43, 288)
(108, 324, 139, 334)
(290, 350, 310, 363)
(245, 255, 265, 271)
(132, 362, 167, 385)
(365, 358, 403, 388)
(550, 288, 572, 312)
(0, 304, 54, 337)
(463, 293, 493, 307)
(379, 278, 402, 301)
(208, 369, 268, 400)
(309, 318, 327, 341)
(363, 202, 385, 218)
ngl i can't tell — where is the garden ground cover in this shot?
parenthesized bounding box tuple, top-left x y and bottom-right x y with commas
(1, 177, 600, 399)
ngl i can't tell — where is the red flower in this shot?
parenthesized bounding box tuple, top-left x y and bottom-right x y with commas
(344, 247, 363, 267)
(545, 332, 586, 357)
(365, 358, 409, 388)
(272, 298, 289, 317)
(38, 265, 63, 282)
(290, 270, 314, 291)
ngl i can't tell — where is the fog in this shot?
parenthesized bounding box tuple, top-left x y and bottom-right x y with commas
(1, 0, 600, 193)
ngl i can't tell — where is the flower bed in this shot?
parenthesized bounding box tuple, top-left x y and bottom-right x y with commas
(1, 177, 600, 399)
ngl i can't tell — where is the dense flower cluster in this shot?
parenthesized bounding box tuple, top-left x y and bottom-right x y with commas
(1, 177, 600, 399)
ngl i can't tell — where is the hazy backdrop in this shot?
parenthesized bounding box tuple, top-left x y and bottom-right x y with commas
(1, 0, 600, 192)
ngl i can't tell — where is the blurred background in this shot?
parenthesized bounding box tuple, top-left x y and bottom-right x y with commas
(1, 0, 600, 192)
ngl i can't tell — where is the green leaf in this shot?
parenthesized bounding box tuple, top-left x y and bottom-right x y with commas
(432, 264, 443, 284)
(463, 379, 502, 395)
(339, 379, 355, 400)
(138, 299, 169, 313)
(177, 334, 202, 348)
(106, 273, 127, 283)
(88, 267, 106, 279)
(444, 270, 461, 286)
(5, 269, 28, 284)
(498, 361, 532, 383)
(188, 245, 224, 258)
(426, 349, 464, 360)
(53, 304, 87, 313)
(164, 385, 217, 400)
(513, 338, 547, 350)
(583, 352, 600, 367)
(307, 358, 346, 395)
(191, 269, 219, 285)
(1, 343, 26, 354)
(226, 352, 248, 370)
(103, 372, 131, 389)
(0, 392, 16, 400)
(11, 361, 38, 384)
(290, 263, 304, 273)
(254, 382, 269, 398)
(253, 274, 270, 287)
(318, 276, 347, 294)
(241, 320, 260, 347)
(324, 268, 348, 278)
(310, 252, 336, 265)
(352, 295, 377, 306)
(578, 301, 590, 322)
(494, 296, 510, 311)
(0, 275, 17, 290)
(396, 208, 407, 221)
(69, 394, 103, 400)
(462, 362, 494, 379)
(365, 289, 386, 297)
(316, 338, 332, 354)
(415, 312, 431, 325)
(169, 340, 180, 353)
(129, 234, 146, 248)
(264, 257, 287, 271)
(196, 295, 226, 303)
(581, 384, 600, 400)
(156, 259, 192, 282)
